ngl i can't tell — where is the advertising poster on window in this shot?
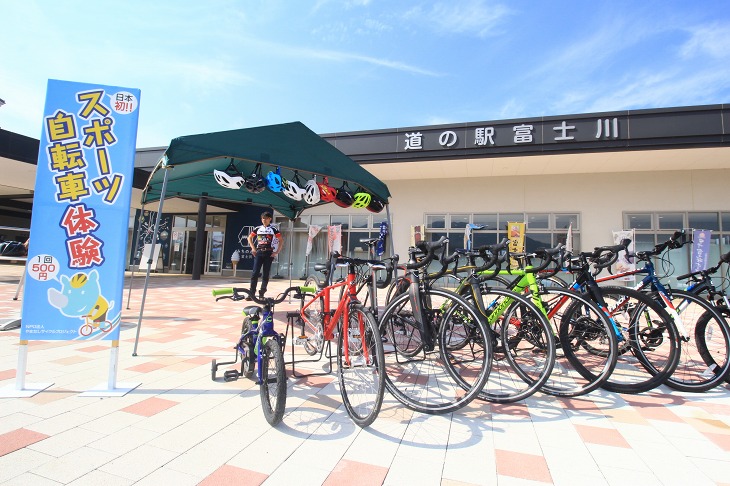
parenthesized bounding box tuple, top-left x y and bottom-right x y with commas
(612, 229, 636, 282)
(691, 229, 712, 272)
(21, 79, 140, 341)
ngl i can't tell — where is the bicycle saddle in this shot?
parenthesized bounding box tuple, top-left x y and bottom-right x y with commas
(243, 305, 261, 317)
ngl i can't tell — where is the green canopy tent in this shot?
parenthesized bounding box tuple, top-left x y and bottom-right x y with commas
(132, 121, 392, 355)
(141, 121, 390, 218)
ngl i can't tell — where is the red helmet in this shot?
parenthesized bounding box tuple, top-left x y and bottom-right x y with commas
(317, 177, 337, 202)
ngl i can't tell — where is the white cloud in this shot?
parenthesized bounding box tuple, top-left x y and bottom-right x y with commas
(404, 0, 511, 38)
(680, 22, 730, 59)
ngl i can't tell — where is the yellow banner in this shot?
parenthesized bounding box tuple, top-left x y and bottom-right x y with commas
(507, 222, 526, 268)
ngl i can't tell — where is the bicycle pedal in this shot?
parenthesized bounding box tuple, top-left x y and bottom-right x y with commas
(295, 337, 308, 345)
(223, 370, 240, 382)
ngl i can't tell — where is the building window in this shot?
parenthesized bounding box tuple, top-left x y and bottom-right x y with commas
(424, 212, 581, 253)
(623, 211, 730, 285)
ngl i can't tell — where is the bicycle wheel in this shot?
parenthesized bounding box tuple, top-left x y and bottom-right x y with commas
(461, 285, 554, 403)
(385, 275, 410, 305)
(381, 288, 491, 414)
(299, 283, 325, 356)
(338, 303, 385, 427)
(655, 290, 730, 392)
(545, 289, 618, 397)
(589, 286, 679, 394)
(260, 338, 287, 426)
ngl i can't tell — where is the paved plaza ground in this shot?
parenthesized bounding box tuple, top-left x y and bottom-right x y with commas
(1, 262, 730, 485)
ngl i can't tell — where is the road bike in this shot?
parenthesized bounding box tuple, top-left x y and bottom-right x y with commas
(377, 237, 493, 413)
(298, 252, 385, 427)
(595, 232, 730, 392)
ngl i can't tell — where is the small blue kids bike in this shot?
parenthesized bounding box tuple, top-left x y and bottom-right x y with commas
(211, 285, 312, 426)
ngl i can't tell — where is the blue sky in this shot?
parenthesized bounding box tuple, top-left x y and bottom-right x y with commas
(1, 0, 729, 148)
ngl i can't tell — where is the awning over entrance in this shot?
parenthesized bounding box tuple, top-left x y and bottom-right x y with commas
(141, 121, 390, 219)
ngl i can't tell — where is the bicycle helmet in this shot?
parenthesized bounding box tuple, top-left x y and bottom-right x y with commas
(213, 161, 244, 190)
(243, 164, 266, 194)
(266, 167, 283, 192)
(352, 190, 372, 209)
(366, 195, 385, 213)
(303, 177, 321, 205)
(334, 183, 354, 208)
(317, 177, 337, 202)
(281, 172, 306, 201)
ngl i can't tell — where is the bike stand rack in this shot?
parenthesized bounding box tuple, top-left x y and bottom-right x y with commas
(284, 311, 335, 378)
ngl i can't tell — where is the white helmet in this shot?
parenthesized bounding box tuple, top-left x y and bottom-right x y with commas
(213, 169, 244, 190)
(303, 177, 321, 205)
(281, 178, 305, 201)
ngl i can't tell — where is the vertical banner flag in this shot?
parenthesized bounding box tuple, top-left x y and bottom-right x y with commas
(376, 221, 388, 256)
(21, 80, 140, 341)
(507, 222, 526, 269)
(565, 222, 574, 253)
(612, 229, 636, 282)
(306, 225, 322, 256)
(410, 225, 424, 247)
(691, 229, 712, 272)
(327, 225, 342, 254)
(464, 224, 485, 250)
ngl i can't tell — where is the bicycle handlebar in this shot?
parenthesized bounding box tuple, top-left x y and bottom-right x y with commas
(404, 236, 448, 270)
(212, 286, 309, 305)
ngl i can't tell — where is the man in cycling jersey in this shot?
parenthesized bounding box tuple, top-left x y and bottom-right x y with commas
(247, 211, 283, 300)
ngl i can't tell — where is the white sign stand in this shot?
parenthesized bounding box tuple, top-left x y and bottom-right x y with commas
(80, 340, 140, 397)
(0, 341, 53, 397)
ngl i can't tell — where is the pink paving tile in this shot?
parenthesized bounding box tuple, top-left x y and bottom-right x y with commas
(574, 424, 630, 448)
(184, 356, 213, 364)
(0, 428, 49, 457)
(195, 346, 227, 353)
(620, 392, 686, 407)
(121, 397, 179, 417)
(685, 401, 730, 416)
(0, 369, 16, 381)
(495, 449, 552, 483)
(323, 459, 388, 486)
(622, 397, 683, 423)
(79, 345, 108, 353)
(490, 403, 530, 418)
(125, 362, 166, 373)
(704, 432, 730, 451)
(295, 375, 335, 388)
(558, 397, 602, 413)
(199, 464, 268, 486)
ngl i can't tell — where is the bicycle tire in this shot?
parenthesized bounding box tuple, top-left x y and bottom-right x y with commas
(544, 290, 618, 397)
(260, 338, 287, 426)
(338, 303, 385, 427)
(381, 288, 491, 414)
(300, 279, 325, 356)
(385, 275, 410, 305)
(651, 290, 730, 392)
(584, 286, 679, 394)
(240, 317, 255, 379)
(460, 284, 555, 403)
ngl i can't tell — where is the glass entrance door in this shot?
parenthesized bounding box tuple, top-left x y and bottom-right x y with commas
(169, 229, 187, 273)
(206, 229, 224, 274)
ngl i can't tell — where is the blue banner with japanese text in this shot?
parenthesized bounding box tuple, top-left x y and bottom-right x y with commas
(21, 79, 140, 341)
(691, 229, 712, 273)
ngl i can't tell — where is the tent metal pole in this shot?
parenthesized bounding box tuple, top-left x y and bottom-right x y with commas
(132, 166, 170, 356)
(287, 218, 294, 302)
(125, 211, 142, 309)
(385, 203, 397, 280)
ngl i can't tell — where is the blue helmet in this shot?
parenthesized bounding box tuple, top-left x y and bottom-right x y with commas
(266, 167, 283, 192)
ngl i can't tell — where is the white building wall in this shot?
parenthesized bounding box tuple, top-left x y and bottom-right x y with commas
(304, 168, 730, 257)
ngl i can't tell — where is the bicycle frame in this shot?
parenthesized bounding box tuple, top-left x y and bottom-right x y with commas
(239, 304, 283, 385)
(595, 258, 690, 338)
(300, 263, 368, 365)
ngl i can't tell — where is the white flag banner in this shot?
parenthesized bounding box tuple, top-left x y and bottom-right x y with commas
(306, 225, 322, 256)
(565, 222, 573, 253)
(612, 229, 636, 282)
(328, 225, 342, 254)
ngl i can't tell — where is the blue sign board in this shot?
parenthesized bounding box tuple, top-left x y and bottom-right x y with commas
(21, 79, 140, 341)
(691, 229, 712, 273)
